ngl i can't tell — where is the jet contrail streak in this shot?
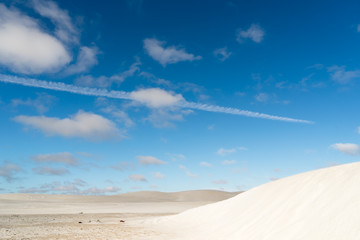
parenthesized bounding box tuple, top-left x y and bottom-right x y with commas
(0, 74, 313, 124)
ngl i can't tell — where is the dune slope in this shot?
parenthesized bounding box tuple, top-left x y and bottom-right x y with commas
(158, 162, 360, 240)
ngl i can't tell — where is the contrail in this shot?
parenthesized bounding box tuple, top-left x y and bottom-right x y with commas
(0, 74, 313, 124)
(181, 102, 312, 123)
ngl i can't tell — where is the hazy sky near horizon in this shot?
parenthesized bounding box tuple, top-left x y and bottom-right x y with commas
(1, 0, 360, 194)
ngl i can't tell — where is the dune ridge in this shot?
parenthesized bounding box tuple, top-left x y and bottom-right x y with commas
(0, 190, 239, 215)
(154, 162, 360, 240)
(0, 189, 239, 202)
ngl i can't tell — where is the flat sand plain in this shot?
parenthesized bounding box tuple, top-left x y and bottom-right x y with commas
(0, 190, 239, 240)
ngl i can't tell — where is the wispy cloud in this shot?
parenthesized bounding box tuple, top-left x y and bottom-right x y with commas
(144, 38, 201, 66)
(179, 165, 198, 178)
(236, 24, 265, 43)
(327, 65, 360, 84)
(217, 146, 247, 156)
(137, 156, 166, 165)
(33, 166, 69, 176)
(75, 59, 141, 88)
(64, 46, 99, 75)
(81, 186, 121, 195)
(111, 161, 135, 171)
(222, 160, 237, 165)
(0, 74, 313, 123)
(166, 153, 186, 161)
(19, 179, 120, 195)
(11, 92, 57, 113)
(212, 179, 228, 185)
(31, 152, 78, 166)
(254, 93, 270, 103)
(31, 0, 79, 44)
(129, 174, 147, 182)
(153, 172, 165, 179)
(145, 108, 192, 128)
(331, 143, 360, 156)
(95, 97, 135, 128)
(214, 47, 232, 61)
(0, 162, 22, 182)
(200, 161, 213, 167)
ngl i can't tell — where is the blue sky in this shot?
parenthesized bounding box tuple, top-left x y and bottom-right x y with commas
(1, 0, 360, 194)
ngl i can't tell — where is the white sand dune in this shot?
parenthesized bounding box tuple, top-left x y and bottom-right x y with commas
(155, 162, 360, 240)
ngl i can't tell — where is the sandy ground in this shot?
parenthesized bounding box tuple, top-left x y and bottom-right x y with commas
(0, 213, 171, 240)
(0, 190, 239, 240)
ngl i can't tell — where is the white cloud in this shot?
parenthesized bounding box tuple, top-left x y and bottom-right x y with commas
(214, 47, 232, 61)
(328, 65, 360, 84)
(222, 160, 237, 165)
(236, 24, 265, 43)
(331, 143, 360, 156)
(153, 172, 166, 179)
(33, 166, 69, 175)
(200, 161, 213, 167)
(31, 0, 78, 44)
(14, 110, 122, 141)
(130, 88, 184, 108)
(129, 174, 147, 182)
(64, 46, 99, 75)
(0, 162, 21, 182)
(11, 92, 57, 113)
(0, 4, 71, 74)
(31, 152, 78, 166)
(137, 156, 166, 165)
(143, 38, 201, 66)
(357, 24, 360, 32)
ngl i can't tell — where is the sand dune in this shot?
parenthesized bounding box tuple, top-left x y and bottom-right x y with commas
(0, 190, 239, 215)
(117, 190, 240, 202)
(155, 162, 360, 239)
